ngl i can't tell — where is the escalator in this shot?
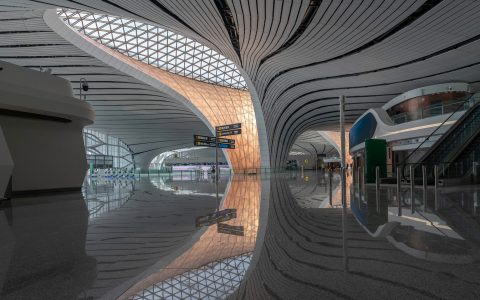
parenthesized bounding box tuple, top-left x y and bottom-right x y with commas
(417, 100, 480, 182)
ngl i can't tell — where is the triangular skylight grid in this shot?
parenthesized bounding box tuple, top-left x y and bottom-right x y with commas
(58, 9, 247, 90)
(131, 253, 252, 300)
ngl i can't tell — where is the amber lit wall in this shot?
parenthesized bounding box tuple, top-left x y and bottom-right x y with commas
(90, 43, 261, 172)
(120, 175, 261, 299)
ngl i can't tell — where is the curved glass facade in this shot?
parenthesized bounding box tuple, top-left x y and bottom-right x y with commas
(58, 9, 247, 90)
(83, 129, 134, 169)
(349, 113, 377, 149)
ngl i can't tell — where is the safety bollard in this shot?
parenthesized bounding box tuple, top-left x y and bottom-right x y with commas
(375, 166, 380, 212)
(397, 167, 402, 216)
(329, 169, 333, 206)
(434, 165, 439, 210)
(410, 165, 414, 214)
(357, 166, 361, 194)
(422, 165, 427, 211)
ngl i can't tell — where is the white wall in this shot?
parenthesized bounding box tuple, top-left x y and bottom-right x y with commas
(0, 116, 88, 192)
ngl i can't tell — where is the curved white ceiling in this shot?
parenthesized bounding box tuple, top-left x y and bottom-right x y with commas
(289, 131, 338, 157)
(2, 0, 480, 169)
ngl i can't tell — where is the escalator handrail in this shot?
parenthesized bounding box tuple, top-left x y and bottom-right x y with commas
(400, 95, 477, 177)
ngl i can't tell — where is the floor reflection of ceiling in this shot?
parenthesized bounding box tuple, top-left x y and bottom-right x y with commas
(121, 175, 261, 299)
(132, 253, 252, 300)
(82, 178, 135, 219)
(288, 171, 352, 208)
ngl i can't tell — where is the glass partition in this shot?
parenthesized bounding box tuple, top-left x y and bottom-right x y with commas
(83, 129, 134, 169)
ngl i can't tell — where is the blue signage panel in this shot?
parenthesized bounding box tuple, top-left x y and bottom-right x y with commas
(218, 143, 235, 149)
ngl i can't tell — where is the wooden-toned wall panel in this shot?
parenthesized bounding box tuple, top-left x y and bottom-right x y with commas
(91, 43, 261, 172)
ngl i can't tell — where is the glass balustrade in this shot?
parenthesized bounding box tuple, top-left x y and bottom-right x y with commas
(390, 98, 476, 124)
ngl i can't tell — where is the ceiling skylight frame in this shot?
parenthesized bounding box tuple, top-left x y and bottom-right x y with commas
(58, 8, 247, 90)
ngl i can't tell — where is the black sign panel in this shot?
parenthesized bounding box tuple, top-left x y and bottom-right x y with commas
(217, 223, 244, 236)
(216, 123, 241, 132)
(194, 135, 235, 145)
(216, 137, 235, 144)
(194, 140, 217, 147)
(195, 209, 237, 227)
(194, 135, 216, 143)
(216, 129, 242, 137)
(194, 141, 235, 149)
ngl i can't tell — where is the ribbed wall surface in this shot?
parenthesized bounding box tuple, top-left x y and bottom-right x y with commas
(3, 0, 480, 169)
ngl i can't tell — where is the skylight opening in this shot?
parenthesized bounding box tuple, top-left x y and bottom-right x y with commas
(58, 8, 247, 90)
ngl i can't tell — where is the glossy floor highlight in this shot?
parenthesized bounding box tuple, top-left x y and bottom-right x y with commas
(0, 171, 479, 299)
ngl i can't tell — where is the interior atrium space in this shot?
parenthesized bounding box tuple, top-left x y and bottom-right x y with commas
(2, 1, 480, 299)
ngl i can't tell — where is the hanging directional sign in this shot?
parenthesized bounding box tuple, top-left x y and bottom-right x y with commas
(194, 138, 235, 148)
(217, 137, 235, 144)
(216, 129, 242, 137)
(193, 141, 235, 149)
(194, 140, 217, 147)
(216, 123, 241, 131)
(217, 223, 244, 236)
(195, 209, 237, 227)
(194, 135, 235, 145)
(217, 143, 235, 149)
(194, 135, 216, 143)
(216, 123, 242, 137)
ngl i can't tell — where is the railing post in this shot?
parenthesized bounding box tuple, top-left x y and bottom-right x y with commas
(362, 166, 366, 201)
(422, 165, 427, 212)
(473, 162, 478, 181)
(410, 165, 414, 214)
(397, 167, 402, 216)
(375, 166, 380, 213)
(434, 165, 439, 210)
(356, 166, 361, 193)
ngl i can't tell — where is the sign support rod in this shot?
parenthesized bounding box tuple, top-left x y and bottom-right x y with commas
(215, 132, 219, 210)
(339, 94, 349, 272)
(340, 95, 346, 208)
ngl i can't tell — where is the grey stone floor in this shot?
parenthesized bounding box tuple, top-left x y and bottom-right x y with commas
(1, 171, 480, 299)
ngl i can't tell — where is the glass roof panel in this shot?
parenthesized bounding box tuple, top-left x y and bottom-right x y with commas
(57, 8, 247, 90)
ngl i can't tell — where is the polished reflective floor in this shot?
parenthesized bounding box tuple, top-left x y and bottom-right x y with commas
(1, 171, 479, 299)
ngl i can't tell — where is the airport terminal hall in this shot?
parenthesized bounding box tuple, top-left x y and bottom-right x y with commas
(2, 1, 480, 299)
